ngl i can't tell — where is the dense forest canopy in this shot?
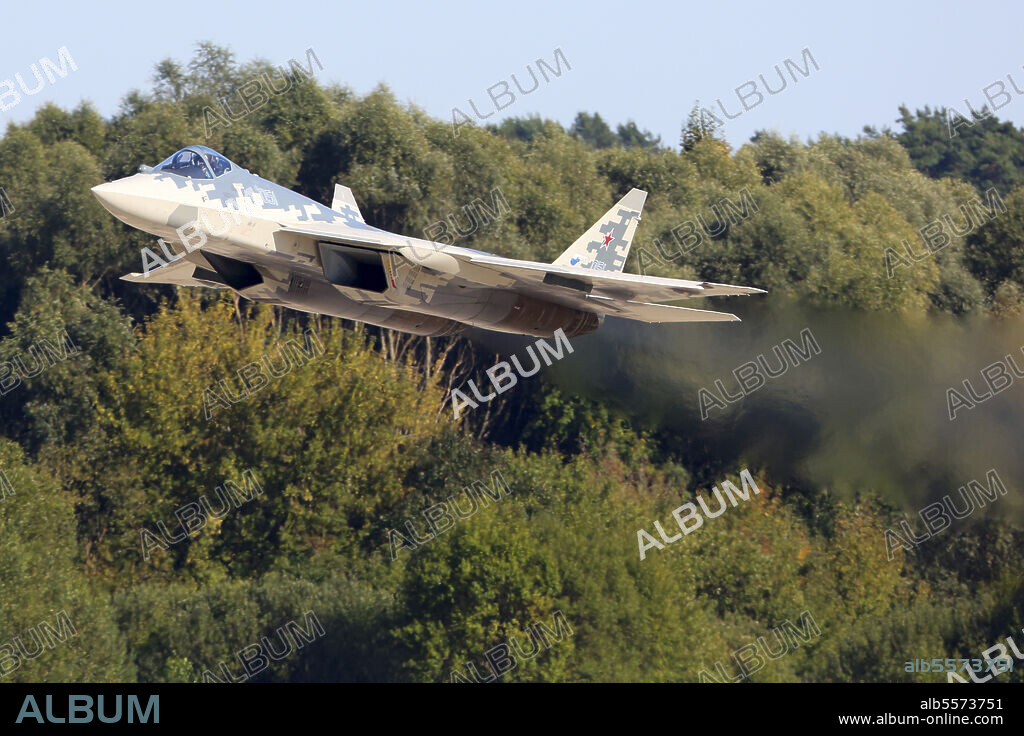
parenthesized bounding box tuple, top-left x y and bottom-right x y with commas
(0, 43, 1022, 683)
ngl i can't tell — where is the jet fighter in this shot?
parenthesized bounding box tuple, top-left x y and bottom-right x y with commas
(92, 146, 764, 338)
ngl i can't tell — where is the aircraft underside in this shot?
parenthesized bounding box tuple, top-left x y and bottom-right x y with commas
(199, 246, 602, 338)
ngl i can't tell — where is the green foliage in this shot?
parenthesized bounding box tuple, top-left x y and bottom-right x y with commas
(61, 294, 448, 582)
(615, 120, 662, 150)
(897, 105, 1024, 194)
(0, 441, 133, 681)
(510, 384, 651, 466)
(215, 124, 296, 185)
(965, 186, 1024, 297)
(570, 111, 617, 149)
(0, 268, 136, 451)
(488, 114, 562, 144)
(299, 86, 454, 232)
(26, 103, 106, 158)
(392, 501, 568, 682)
(114, 569, 400, 682)
(681, 101, 726, 152)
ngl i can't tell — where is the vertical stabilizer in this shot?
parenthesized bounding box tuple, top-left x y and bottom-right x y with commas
(331, 184, 365, 222)
(553, 188, 646, 272)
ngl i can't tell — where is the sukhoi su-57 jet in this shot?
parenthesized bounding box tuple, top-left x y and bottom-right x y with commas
(92, 146, 764, 338)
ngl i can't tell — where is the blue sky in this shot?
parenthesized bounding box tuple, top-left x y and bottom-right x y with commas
(2, 0, 1023, 148)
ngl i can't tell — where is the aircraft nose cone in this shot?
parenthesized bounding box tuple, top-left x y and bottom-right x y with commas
(91, 180, 132, 212)
(90, 182, 109, 199)
(91, 178, 162, 229)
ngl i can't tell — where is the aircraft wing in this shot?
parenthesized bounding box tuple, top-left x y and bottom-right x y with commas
(465, 253, 763, 301)
(580, 295, 739, 322)
(462, 254, 760, 323)
(277, 226, 764, 324)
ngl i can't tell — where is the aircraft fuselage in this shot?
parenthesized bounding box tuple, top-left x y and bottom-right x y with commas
(93, 150, 599, 337)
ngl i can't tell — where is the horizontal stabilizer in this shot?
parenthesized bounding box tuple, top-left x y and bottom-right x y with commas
(586, 296, 740, 323)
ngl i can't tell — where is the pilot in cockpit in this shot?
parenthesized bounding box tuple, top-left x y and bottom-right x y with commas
(153, 147, 233, 179)
(154, 149, 213, 179)
(205, 150, 232, 177)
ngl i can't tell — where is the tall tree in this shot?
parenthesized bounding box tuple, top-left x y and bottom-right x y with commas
(896, 104, 1024, 194)
(680, 101, 724, 152)
(616, 120, 662, 150)
(571, 111, 616, 148)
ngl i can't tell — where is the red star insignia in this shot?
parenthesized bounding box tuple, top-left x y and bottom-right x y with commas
(603, 233, 613, 246)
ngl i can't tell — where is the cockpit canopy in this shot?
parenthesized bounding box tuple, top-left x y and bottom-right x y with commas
(153, 146, 233, 179)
